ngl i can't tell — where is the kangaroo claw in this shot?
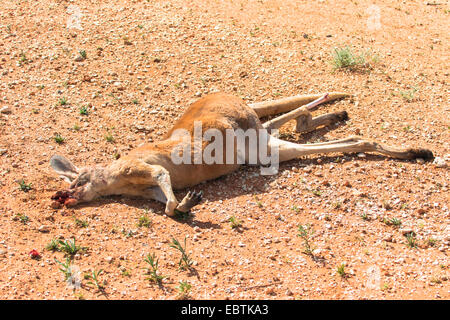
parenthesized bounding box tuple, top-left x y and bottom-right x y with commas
(176, 190, 203, 213)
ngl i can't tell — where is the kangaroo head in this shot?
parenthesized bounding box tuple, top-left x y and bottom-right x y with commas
(50, 155, 108, 207)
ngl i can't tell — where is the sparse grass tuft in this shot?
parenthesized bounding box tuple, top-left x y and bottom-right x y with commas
(331, 47, 364, 69)
(384, 217, 402, 227)
(389, 217, 402, 227)
(55, 257, 73, 281)
(405, 232, 417, 248)
(331, 46, 378, 71)
(85, 269, 105, 291)
(337, 263, 348, 278)
(399, 87, 418, 102)
(79, 105, 89, 115)
(176, 280, 192, 299)
(15, 213, 29, 224)
(79, 50, 87, 59)
(427, 238, 438, 247)
(46, 239, 60, 251)
(53, 134, 65, 144)
(144, 253, 166, 284)
(74, 218, 89, 228)
(18, 180, 32, 192)
(137, 213, 152, 228)
(121, 269, 131, 277)
(58, 97, 68, 106)
(254, 197, 263, 208)
(297, 224, 316, 256)
(228, 216, 243, 229)
(58, 238, 86, 256)
(169, 237, 193, 271)
(18, 51, 28, 66)
(105, 132, 115, 143)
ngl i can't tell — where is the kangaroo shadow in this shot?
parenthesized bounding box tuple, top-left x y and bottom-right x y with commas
(76, 195, 222, 230)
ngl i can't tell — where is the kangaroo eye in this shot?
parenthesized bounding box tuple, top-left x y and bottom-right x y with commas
(70, 173, 90, 188)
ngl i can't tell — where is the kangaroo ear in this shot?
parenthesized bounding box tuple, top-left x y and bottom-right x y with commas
(50, 155, 79, 182)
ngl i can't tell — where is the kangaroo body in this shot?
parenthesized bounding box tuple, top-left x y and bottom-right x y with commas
(50, 92, 433, 215)
(126, 93, 260, 189)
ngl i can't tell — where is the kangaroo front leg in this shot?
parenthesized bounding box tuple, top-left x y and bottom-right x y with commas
(146, 187, 203, 215)
(111, 159, 180, 216)
(152, 168, 180, 216)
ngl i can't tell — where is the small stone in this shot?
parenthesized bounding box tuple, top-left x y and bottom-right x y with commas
(322, 180, 330, 186)
(265, 287, 275, 295)
(239, 71, 248, 78)
(38, 225, 49, 233)
(313, 248, 323, 256)
(105, 256, 114, 263)
(432, 157, 446, 168)
(416, 158, 425, 164)
(0, 106, 12, 114)
(416, 208, 427, 215)
(50, 201, 62, 209)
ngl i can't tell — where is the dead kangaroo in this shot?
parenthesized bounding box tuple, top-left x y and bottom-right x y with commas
(50, 92, 433, 215)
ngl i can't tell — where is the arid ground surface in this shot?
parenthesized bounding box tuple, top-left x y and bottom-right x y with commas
(0, 0, 449, 299)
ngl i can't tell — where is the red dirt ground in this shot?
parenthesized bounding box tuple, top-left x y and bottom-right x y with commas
(0, 0, 448, 299)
